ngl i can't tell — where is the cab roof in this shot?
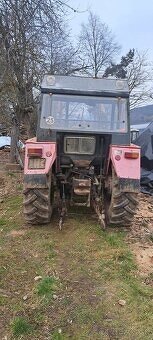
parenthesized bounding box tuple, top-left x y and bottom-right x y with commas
(41, 75, 129, 97)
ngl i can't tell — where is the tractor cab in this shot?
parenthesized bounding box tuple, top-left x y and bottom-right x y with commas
(39, 75, 129, 140)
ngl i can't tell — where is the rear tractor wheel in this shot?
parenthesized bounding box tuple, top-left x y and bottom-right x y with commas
(23, 179, 54, 225)
(105, 168, 139, 226)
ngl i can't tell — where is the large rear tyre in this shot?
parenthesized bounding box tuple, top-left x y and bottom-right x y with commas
(105, 168, 139, 226)
(23, 184, 53, 225)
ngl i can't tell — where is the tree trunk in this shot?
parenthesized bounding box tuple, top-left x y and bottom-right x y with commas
(10, 117, 19, 163)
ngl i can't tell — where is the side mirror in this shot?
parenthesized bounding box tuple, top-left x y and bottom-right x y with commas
(130, 129, 139, 142)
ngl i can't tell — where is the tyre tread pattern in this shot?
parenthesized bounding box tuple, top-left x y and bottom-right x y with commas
(108, 172, 139, 226)
(23, 188, 52, 225)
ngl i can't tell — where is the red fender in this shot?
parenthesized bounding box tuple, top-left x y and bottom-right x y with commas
(106, 144, 141, 192)
(24, 137, 56, 175)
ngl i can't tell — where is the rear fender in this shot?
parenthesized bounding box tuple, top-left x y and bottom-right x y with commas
(24, 137, 56, 189)
(106, 144, 141, 193)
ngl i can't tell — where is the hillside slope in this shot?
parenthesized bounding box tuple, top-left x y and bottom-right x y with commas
(130, 104, 153, 124)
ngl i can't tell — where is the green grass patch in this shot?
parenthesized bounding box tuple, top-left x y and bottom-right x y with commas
(98, 239, 153, 305)
(113, 250, 137, 278)
(16, 184, 23, 191)
(46, 242, 56, 259)
(11, 317, 33, 337)
(44, 241, 56, 259)
(8, 172, 17, 178)
(149, 233, 153, 242)
(51, 331, 68, 340)
(0, 295, 8, 306)
(74, 305, 95, 324)
(0, 218, 7, 227)
(7, 195, 22, 207)
(36, 276, 57, 298)
(99, 241, 137, 280)
(129, 281, 153, 300)
(102, 230, 125, 247)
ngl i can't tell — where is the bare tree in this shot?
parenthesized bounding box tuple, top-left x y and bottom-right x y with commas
(0, 0, 79, 163)
(42, 21, 87, 76)
(78, 11, 120, 78)
(127, 51, 153, 108)
(0, 0, 79, 136)
(104, 49, 153, 108)
(0, 30, 16, 133)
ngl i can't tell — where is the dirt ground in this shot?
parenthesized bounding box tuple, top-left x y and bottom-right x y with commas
(0, 149, 10, 167)
(127, 194, 153, 277)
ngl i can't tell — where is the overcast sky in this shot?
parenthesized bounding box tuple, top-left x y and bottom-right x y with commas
(69, 0, 153, 61)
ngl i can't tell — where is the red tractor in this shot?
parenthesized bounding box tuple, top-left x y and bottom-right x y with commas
(23, 75, 140, 228)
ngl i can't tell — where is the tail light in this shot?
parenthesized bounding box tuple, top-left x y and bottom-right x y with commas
(27, 148, 42, 157)
(124, 151, 139, 159)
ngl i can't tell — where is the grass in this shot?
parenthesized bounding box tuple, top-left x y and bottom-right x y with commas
(51, 330, 67, 340)
(102, 230, 125, 247)
(1, 190, 153, 339)
(36, 276, 57, 298)
(8, 172, 16, 178)
(11, 317, 33, 337)
(0, 217, 7, 227)
(149, 233, 153, 242)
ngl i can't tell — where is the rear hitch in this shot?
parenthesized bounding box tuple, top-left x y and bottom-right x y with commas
(92, 178, 106, 230)
(59, 183, 67, 230)
(92, 197, 106, 230)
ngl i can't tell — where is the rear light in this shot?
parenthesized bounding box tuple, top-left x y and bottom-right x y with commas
(27, 148, 42, 157)
(124, 151, 139, 159)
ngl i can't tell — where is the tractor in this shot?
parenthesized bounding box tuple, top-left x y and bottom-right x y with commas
(23, 75, 140, 228)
